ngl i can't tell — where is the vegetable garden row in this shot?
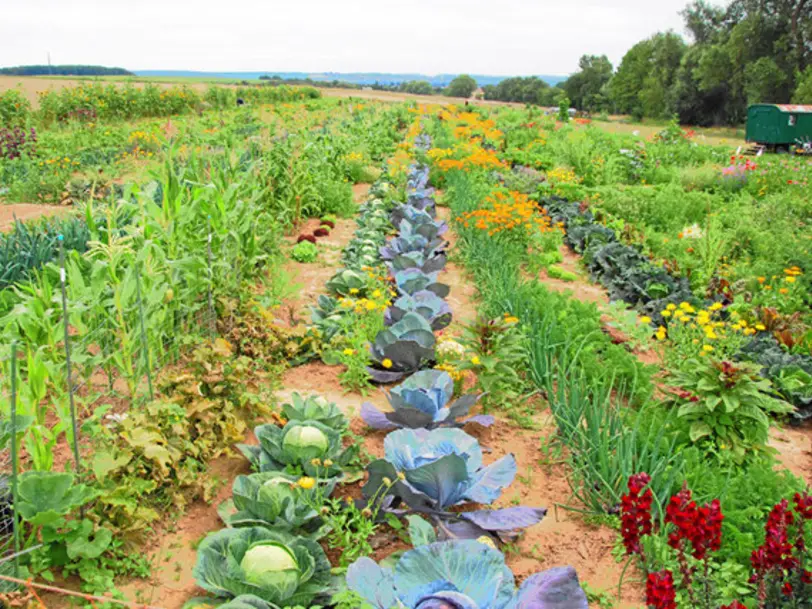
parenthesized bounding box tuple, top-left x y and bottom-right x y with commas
(0, 91, 809, 609)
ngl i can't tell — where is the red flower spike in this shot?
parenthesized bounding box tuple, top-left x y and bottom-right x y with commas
(794, 491, 811, 520)
(720, 603, 747, 609)
(645, 570, 676, 609)
(620, 473, 653, 556)
(665, 486, 698, 551)
(750, 499, 799, 576)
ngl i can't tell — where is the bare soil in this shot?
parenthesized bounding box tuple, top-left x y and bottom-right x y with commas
(0, 203, 72, 231)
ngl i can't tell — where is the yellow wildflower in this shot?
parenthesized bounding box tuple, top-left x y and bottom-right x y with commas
(297, 477, 316, 489)
(382, 358, 393, 369)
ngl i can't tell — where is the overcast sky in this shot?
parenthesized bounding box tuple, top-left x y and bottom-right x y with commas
(1, 0, 707, 77)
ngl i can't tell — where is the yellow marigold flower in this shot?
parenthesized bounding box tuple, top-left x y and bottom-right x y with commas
(709, 302, 723, 311)
(471, 356, 481, 365)
(343, 348, 355, 356)
(661, 310, 672, 317)
(382, 358, 393, 369)
(297, 477, 316, 489)
(310, 458, 322, 466)
(757, 277, 766, 283)
(372, 289, 382, 298)
(504, 316, 519, 324)
(785, 276, 796, 283)
(323, 459, 334, 467)
(667, 304, 677, 311)
(702, 345, 714, 353)
(349, 288, 360, 295)
(779, 288, 789, 294)
(365, 300, 377, 311)
(755, 323, 766, 331)
(679, 302, 691, 310)
(639, 316, 652, 324)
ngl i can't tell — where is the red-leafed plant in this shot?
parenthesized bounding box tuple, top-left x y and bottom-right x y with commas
(620, 474, 810, 609)
(313, 227, 330, 237)
(296, 234, 317, 244)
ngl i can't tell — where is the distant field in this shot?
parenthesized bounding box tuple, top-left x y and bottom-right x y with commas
(592, 117, 746, 148)
(0, 75, 744, 146)
(0, 75, 214, 105)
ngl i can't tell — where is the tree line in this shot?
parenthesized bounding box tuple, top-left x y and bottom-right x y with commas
(436, 0, 812, 126)
(0, 65, 133, 76)
(565, 0, 812, 125)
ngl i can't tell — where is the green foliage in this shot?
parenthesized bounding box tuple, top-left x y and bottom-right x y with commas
(192, 527, 332, 605)
(445, 74, 478, 99)
(561, 55, 613, 113)
(0, 88, 32, 127)
(666, 358, 793, 460)
(793, 65, 812, 103)
(457, 314, 529, 412)
(291, 241, 318, 263)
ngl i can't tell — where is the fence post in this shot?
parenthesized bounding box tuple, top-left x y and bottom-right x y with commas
(57, 236, 82, 479)
(133, 261, 154, 401)
(206, 216, 216, 335)
(9, 341, 20, 580)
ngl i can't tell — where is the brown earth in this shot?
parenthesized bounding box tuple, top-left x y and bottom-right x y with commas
(0, 203, 72, 231)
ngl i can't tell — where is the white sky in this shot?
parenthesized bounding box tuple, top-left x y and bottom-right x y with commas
(1, 0, 703, 77)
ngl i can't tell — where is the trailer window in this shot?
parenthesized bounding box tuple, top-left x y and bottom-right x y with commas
(788, 115, 797, 126)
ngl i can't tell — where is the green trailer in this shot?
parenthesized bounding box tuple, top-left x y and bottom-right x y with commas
(745, 104, 812, 152)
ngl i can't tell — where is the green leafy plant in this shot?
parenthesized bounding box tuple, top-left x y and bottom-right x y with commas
(191, 527, 332, 605)
(458, 314, 529, 411)
(291, 241, 318, 263)
(217, 472, 335, 538)
(667, 358, 793, 460)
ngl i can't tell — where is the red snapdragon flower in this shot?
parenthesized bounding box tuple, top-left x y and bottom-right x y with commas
(665, 486, 724, 560)
(621, 473, 653, 555)
(646, 570, 676, 609)
(665, 486, 698, 551)
(692, 499, 724, 559)
(794, 491, 811, 520)
(719, 602, 746, 609)
(751, 499, 798, 577)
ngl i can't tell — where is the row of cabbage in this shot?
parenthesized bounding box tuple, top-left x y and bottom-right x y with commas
(185, 143, 589, 608)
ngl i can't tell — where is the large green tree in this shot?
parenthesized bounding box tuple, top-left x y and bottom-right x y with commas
(610, 33, 686, 118)
(445, 75, 478, 99)
(562, 55, 614, 112)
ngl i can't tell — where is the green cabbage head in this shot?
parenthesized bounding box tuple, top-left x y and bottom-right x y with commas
(192, 527, 331, 605)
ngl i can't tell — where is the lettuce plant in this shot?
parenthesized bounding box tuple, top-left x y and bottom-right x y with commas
(364, 428, 545, 542)
(347, 539, 588, 609)
(238, 420, 349, 478)
(385, 290, 452, 331)
(361, 370, 492, 430)
(394, 269, 450, 298)
(217, 472, 334, 537)
(192, 527, 331, 606)
(368, 312, 436, 383)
